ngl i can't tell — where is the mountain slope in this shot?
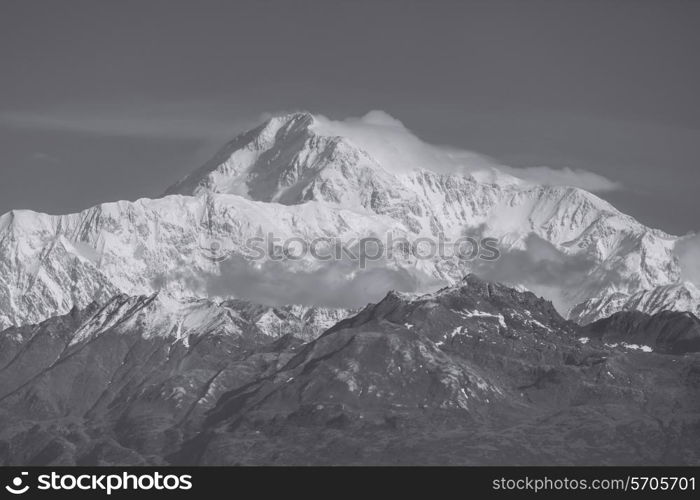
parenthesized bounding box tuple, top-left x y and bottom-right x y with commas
(0, 293, 304, 465)
(582, 309, 700, 354)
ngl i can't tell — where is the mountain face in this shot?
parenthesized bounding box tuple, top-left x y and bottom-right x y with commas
(222, 299, 354, 342)
(0, 194, 378, 331)
(0, 296, 292, 465)
(2, 276, 699, 465)
(581, 310, 700, 355)
(0, 112, 691, 331)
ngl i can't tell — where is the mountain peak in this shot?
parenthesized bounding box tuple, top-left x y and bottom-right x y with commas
(325, 275, 570, 339)
(164, 110, 361, 201)
(257, 111, 316, 140)
(267, 110, 315, 126)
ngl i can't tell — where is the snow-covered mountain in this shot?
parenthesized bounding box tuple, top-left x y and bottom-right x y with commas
(0, 112, 693, 329)
(161, 111, 693, 315)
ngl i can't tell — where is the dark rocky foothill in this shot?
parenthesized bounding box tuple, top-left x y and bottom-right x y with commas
(2, 276, 700, 465)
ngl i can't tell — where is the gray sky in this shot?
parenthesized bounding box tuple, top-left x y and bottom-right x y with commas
(0, 0, 698, 235)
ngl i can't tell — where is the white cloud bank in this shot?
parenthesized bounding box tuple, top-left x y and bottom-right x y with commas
(674, 233, 700, 287)
(313, 110, 621, 193)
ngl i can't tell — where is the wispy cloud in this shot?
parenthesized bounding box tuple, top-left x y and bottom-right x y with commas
(28, 152, 60, 163)
(0, 100, 259, 141)
(499, 165, 621, 192)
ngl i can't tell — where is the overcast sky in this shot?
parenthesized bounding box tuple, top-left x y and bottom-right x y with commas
(0, 0, 698, 235)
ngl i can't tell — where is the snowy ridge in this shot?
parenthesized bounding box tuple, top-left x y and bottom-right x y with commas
(571, 282, 700, 324)
(67, 291, 353, 346)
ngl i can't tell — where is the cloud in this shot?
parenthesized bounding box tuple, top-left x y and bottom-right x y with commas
(498, 166, 621, 192)
(313, 110, 505, 176)
(28, 152, 60, 163)
(154, 254, 443, 309)
(0, 100, 258, 141)
(312, 110, 621, 192)
(211, 257, 427, 308)
(674, 233, 700, 287)
(471, 234, 602, 313)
